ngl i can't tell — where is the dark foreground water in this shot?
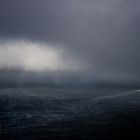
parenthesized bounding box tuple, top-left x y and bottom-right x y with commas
(0, 86, 140, 139)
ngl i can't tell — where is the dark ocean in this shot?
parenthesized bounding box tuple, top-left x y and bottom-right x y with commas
(0, 86, 140, 139)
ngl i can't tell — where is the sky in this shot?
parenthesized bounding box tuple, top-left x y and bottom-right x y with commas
(0, 0, 140, 83)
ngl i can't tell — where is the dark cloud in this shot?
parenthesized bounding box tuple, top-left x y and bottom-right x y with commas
(0, 0, 140, 82)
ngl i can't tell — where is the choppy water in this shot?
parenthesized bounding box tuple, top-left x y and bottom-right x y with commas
(0, 86, 140, 139)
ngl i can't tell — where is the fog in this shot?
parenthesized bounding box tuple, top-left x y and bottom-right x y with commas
(0, 40, 85, 72)
(0, 0, 140, 83)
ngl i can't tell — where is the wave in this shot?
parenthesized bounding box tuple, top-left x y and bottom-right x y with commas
(1, 88, 140, 139)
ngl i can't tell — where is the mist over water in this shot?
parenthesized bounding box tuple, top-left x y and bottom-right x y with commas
(0, 40, 85, 72)
(0, 0, 140, 139)
(0, 0, 140, 83)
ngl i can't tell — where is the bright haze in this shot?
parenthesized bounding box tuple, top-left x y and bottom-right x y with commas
(0, 0, 140, 84)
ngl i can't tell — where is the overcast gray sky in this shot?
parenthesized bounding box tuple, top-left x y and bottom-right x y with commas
(0, 0, 140, 83)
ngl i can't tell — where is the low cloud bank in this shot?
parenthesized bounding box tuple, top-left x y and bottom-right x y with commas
(0, 40, 85, 72)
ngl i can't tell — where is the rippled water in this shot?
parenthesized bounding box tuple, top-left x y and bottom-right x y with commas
(0, 86, 140, 139)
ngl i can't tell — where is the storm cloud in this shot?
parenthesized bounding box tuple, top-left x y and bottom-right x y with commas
(0, 0, 140, 82)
